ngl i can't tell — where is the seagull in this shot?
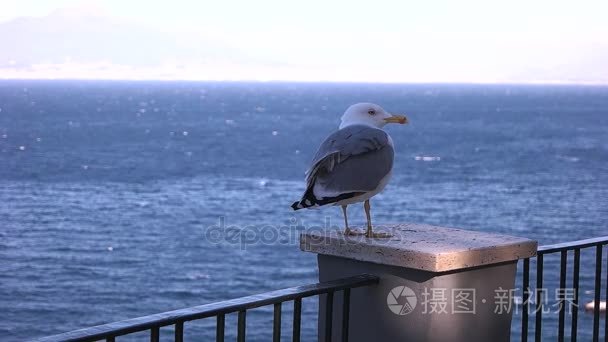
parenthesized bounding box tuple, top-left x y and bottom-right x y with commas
(291, 103, 408, 238)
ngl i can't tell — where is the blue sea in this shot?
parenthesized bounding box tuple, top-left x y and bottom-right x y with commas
(0, 81, 607, 341)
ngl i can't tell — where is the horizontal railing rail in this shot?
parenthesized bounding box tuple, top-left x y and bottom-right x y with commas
(33, 274, 378, 342)
(520, 235, 608, 342)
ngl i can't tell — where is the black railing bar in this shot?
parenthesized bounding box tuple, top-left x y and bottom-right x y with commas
(150, 327, 159, 342)
(174, 321, 184, 342)
(341, 288, 350, 342)
(557, 250, 567, 342)
(32, 274, 379, 342)
(571, 248, 580, 342)
(538, 236, 608, 254)
(521, 258, 530, 342)
(216, 314, 224, 342)
(237, 310, 246, 342)
(535, 253, 544, 342)
(592, 245, 602, 342)
(324, 291, 334, 342)
(273, 303, 281, 342)
(605, 247, 608, 342)
(292, 298, 301, 342)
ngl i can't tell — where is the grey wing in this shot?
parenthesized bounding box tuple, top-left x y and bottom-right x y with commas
(306, 125, 394, 194)
(314, 146, 394, 194)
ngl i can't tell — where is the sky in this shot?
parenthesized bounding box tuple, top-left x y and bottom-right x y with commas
(1, 0, 607, 83)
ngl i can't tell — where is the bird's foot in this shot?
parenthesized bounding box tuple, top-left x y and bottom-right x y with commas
(365, 231, 393, 239)
(343, 228, 365, 236)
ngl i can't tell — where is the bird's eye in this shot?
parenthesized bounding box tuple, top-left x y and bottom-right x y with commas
(367, 109, 376, 115)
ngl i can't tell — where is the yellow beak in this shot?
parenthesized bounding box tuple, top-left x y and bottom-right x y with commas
(384, 114, 408, 124)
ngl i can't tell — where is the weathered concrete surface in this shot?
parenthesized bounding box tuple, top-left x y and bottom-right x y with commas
(300, 223, 537, 272)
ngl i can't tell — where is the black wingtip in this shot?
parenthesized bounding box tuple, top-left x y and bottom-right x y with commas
(291, 201, 302, 211)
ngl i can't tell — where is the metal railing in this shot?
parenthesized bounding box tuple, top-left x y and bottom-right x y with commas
(32, 236, 608, 342)
(34, 274, 379, 342)
(519, 236, 608, 342)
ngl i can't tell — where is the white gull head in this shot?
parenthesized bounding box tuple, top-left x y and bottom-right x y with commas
(339, 102, 408, 129)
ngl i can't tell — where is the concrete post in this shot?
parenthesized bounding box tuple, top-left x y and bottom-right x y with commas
(300, 223, 537, 342)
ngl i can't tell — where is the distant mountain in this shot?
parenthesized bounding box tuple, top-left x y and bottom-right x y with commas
(509, 49, 608, 84)
(0, 10, 248, 69)
(1, 8, 607, 83)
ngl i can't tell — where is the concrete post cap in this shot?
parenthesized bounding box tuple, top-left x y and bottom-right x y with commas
(300, 223, 538, 272)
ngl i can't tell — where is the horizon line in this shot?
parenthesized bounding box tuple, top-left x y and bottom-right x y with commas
(1, 77, 608, 87)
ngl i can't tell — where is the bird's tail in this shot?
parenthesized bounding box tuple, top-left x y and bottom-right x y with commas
(292, 187, 364, 211)
(291, 187, 318, 210)
(291, 186, 364, 210)
(291, 201, 305, 210)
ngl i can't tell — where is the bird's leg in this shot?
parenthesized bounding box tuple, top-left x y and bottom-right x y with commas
(342, 205, 363, 236)
(342, 205, 350, 234)
(364, 199, 392, 238)
(364, 200, 373, 237)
